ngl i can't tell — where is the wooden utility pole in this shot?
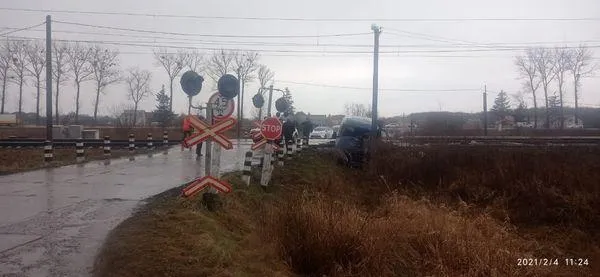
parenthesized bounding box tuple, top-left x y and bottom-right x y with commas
(371, 24, 382, 137)
(483, 85, 488, 136)
(267, 84, 274, 117)
(45, 15, 53, 141)
(574, 73, 580, 125)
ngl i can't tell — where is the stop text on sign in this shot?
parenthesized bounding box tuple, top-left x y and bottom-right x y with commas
(262, 125, 281, 133)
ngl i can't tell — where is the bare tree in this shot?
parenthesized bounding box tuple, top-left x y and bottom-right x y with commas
(24, 41, 45, 124)
(0, 40, 13, 114)
(8, 40, 29, 115)
(234, 51, 259, 137)
(256, 64, 274, 119)
(569, 45, 597, 125)
(185, 50, 204, 73)
(515, 49, 541, 128)
(344, 103, 371, 117)
(90, 45, 121, 122)
(125, 68, 152, 127)
(553, 47, 572, 129)
(52, 42, 70, 124)
(66, 43, 94, 123)
(533, 47, 557, 128)
(206, 49, 235, 82)
(153, 48, 187, 113)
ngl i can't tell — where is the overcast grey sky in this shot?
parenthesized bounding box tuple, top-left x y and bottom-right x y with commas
(1, 0, 599, 117)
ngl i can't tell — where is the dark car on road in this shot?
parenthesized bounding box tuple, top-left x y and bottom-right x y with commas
(334, 116, 378, 167)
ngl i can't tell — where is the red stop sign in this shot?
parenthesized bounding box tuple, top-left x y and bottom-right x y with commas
(260, 117, 283, 140)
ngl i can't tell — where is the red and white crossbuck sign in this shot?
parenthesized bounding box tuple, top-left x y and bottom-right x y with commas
(183, 115, 236, 149)
(251, 137, 280, 151)
(251, 133, 280, 151)
(182, 176, 232, 197)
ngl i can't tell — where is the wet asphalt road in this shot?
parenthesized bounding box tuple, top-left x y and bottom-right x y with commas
(0, 140, 257, 277)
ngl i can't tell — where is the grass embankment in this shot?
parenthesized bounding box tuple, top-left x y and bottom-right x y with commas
(0, 147, 163, 175)
(94, 144, 599, 277)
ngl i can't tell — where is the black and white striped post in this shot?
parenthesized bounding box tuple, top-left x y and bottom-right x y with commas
(302, 136, 309, 149)
(291, 139, 297, 155)
(296, 138, 302, 153)
(286, 140, 293, 160)
(162, 131, 168, 146)
(128, 133, 135, 161)
(277, 140, 284, 166)
(146, 133, 153, 150)
(103, 136, 111, 157)
(75, 139, 84, 163)
(259, 154, 265, 168)
(251, 149, 259, 166)
(162, 131, 169, 155)
(242, 151, 253, 186)
(271, 145, 277, 166)
(128, 134, 135, 153)
(43, 140, 53, 163)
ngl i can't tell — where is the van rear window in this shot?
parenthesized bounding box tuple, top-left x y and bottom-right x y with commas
(340, 126, 370, 137)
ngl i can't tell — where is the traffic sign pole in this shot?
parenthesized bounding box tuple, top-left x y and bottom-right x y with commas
(180, 86, 238, 210)
(260, 143, 273, 187)
(204, 103, 215, 194)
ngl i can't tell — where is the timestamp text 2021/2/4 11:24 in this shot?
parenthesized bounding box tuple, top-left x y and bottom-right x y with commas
(517, 258, 589, 266)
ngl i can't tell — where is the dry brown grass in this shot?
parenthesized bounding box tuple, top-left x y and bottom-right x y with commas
(93, 145, 599, 277)
(368, 144, 600, 252)
(266, 150, 597, 277)
(93, 173, 292, 277)
(270, 193, 568, 277)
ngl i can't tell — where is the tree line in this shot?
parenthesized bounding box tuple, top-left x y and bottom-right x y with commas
(513, 45, 596, 129)
(0, 39, 122, 124)
(0, 38, 279, 127)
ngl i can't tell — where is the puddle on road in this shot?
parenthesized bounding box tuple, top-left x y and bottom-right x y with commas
(103, 198, 128, 202)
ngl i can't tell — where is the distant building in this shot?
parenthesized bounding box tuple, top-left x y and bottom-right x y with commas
(463, 119, 482, 130)
(119, 110, 147, 127)
(309, 114, 327, 126)
(495, 115, 515, 131)
(328, 114, 345, 126)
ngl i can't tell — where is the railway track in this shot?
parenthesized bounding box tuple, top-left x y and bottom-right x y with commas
(386, 136, 600, 146)
(0, 139, 181, 148)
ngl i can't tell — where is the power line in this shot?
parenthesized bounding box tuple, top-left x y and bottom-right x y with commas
(387, 28, 479, 46)
(14, 35, 600, 54)
(53, 20, 372, 38)
(276, 80, 482, 92)
(0, 22, 44, 37)
(2, 7, 600, 22)
(6, 27, 600, 50)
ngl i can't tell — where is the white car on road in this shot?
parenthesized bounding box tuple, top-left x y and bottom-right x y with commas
(310, 126, 334, 139)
